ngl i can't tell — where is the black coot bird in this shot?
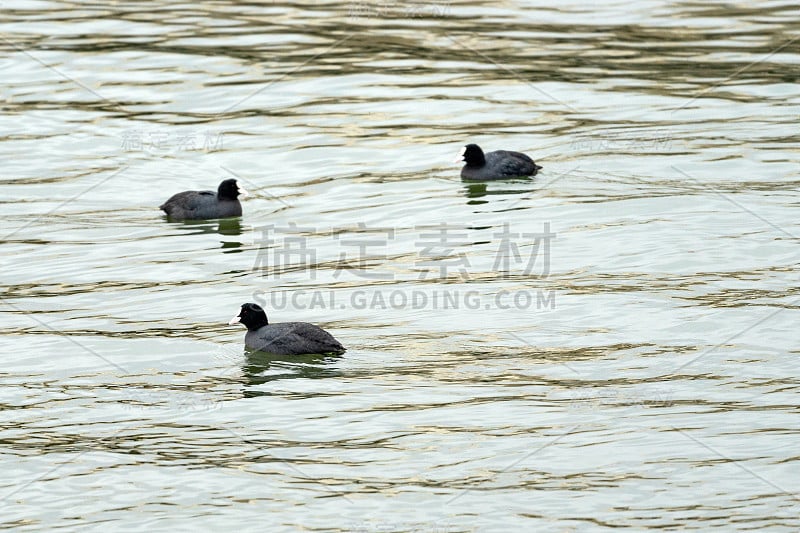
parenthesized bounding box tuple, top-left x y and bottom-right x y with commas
(228, 303, 346, 356)
(160, 178, 246, 220)
(458, 144, 542, 180)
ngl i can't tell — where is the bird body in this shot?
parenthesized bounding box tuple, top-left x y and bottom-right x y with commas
(160, 179, 245, 220)
(229, 303, 345, 356)
(458, 144, 542, 180)
(244, 322, 345, 355)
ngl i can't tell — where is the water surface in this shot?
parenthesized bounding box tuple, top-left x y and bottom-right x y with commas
(1, 1, 799, 531)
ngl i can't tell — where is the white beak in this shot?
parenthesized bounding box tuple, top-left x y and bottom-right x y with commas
(455, 146, 466, 164)
(237, 187, 249, 198)
(228, 314, 241, 325)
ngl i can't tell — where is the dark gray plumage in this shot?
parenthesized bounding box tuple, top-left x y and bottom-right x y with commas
(458, 143, 542, 180)
(229, 303, 346, 356)
(160, 178, 245, 220)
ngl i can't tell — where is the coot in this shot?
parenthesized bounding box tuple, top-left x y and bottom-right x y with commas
(160, 178, 246, 220)
(228, 303, 346, 355)
(458, 144, 542, 180)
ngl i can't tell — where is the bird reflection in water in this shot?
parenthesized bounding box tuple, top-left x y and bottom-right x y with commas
(241, 349, 343, 395)
(172, 218, 244, 252)
(462, 182, 536, 206)
(217, 218, 243, 253)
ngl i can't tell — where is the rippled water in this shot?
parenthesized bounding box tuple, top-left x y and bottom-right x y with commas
(2, 1, 799, 530)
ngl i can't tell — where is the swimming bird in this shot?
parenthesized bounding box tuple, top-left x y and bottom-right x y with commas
(228, 303, 346, 355)
(457, 143, 542, 180)
(160, 178, 246, 220)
